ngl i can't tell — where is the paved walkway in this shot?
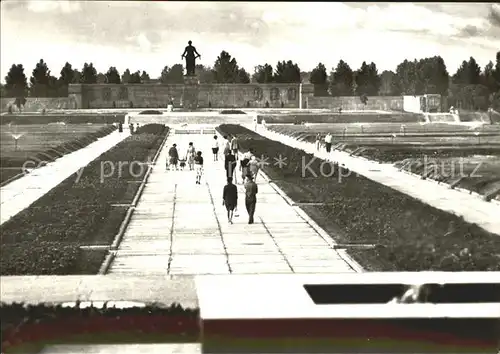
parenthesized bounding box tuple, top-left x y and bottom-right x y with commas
(261, 128, 500, 235)
(0, 130, 129, 225)
(108, 129, 358, 275)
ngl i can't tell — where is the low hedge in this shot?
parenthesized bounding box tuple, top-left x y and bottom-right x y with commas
(217, 124, 500, 271)
(257, 113, 423, 124)
(1, 114, 126, 125)
(0, 124, 169, 275)
(1, 302, 199, 353)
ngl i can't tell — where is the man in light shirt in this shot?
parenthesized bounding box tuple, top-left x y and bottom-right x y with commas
(324, 133, 333, 153)
(212, 135, 220, 161)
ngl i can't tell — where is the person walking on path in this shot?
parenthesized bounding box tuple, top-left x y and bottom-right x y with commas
(225, 149, 237, 183)
(167, 144, 179, 170)
(223, 135, 231, 156)
(244, 174, 258, 224)
(212, 135, 220, 161)
(194, 151, 204, 184)
(186, 142, 196, 171)
(230, 136, 239, 160)
(222, 177, 238, 224)
(324, 132, 333, 153)
(240, 152, 251, 184)
(315, 133, 321, 151)
(248, 155, 260, 182)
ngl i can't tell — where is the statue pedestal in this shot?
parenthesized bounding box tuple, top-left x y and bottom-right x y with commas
(182, 75, 200, 111)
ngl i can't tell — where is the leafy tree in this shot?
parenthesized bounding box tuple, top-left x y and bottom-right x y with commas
(105, 67, 121, 84)
(354, 61, 380, 96)
(453, 57, 481, 85)
(4, 64, 28, 108)
(252, 64, 274, 83)
(80, 63, 97, 84)
(493, 51, 500, 91)
(140, 71, 150, 82)
(72, 69, 81, 84)
(213, 51, 239, 83)
(301, 71, 312, 84)
(310, 62, 328, 96)
(329, 60, 354, 96)
(96, 73, 107, 84)
(30, 59, 57, 96)
(236, 68, 250, 84)
(379, 70, 397, 96)
(129, 71, 142, 84)
(195, 65, 214, 84)
(449, 84, 490, 110)
(394, 59, 419, 95)
(121, 69, 131, 84)
(59, 62, 74, 86)
(411, 56, 449, 96)
(274, 60, 301, 83)
(160, 64, 184, 84)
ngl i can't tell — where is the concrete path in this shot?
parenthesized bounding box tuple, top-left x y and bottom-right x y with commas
(261, 128, 500, 235)
(108, 128, 358, 275)
(0, 130, 129, 225)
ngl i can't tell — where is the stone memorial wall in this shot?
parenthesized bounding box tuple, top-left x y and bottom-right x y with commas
(70, 83, 314, 109)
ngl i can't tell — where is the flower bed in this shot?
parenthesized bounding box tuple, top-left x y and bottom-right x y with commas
(0, 124, 169, 275)
(1, 114, 126, 125)
(1, 302, 199, 353)
(217, 124, 500, 271)
(0, 125, 116, 184)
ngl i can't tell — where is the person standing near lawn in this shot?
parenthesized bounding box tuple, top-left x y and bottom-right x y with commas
(186, 142, 196, 171)
(240, 151, 252, 183)
(225, 149, 237, 183)
(315, 133, 321, 151)
(324, 132, 333, 153)
(230, 136, 239, 160)
(222, 177, 238, 224)
(167, 143, 179, 170)
(212, 135, 220, 161)
(244, 174, 258, 224)
(223, 135, 231, 156)
(194, 151, 204, 184)
(248, 155, 260, 182)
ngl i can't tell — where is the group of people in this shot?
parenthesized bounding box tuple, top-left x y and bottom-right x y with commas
(315, 132, 334, 153)
(165, 134, 260, 224)
(167, 142, 204, 184)
(219, 135, 260, 224)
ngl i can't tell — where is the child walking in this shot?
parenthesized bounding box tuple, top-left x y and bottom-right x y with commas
(212, 135, 220, 161)
(194, 151, 204, 184)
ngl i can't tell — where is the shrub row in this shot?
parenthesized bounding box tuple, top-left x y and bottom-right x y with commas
(217, 124, 500, 271)
(1, 114, 126, 125)
(0, 124, 169, 275)
(257, 113, 424, 124)
(1, 302, 198, 353)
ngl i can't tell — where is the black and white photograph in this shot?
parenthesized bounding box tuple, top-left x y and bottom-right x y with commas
(1, 1, 499, 353)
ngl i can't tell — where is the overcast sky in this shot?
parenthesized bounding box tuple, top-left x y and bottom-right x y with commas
(1, 1, 500, 82)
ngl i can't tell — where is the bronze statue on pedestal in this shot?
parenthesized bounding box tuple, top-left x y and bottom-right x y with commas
(181, 40, 201, 76)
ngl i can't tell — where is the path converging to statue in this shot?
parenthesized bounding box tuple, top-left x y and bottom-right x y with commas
(107, 127, 359, 275)
(0, 130, 129, 225)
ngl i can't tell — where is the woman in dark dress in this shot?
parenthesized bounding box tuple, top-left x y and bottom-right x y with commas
(168, 144, 179, 170)
(222, 177, 238, 224)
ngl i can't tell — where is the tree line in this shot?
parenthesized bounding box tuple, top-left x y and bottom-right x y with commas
(2, 50, 499, 110)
